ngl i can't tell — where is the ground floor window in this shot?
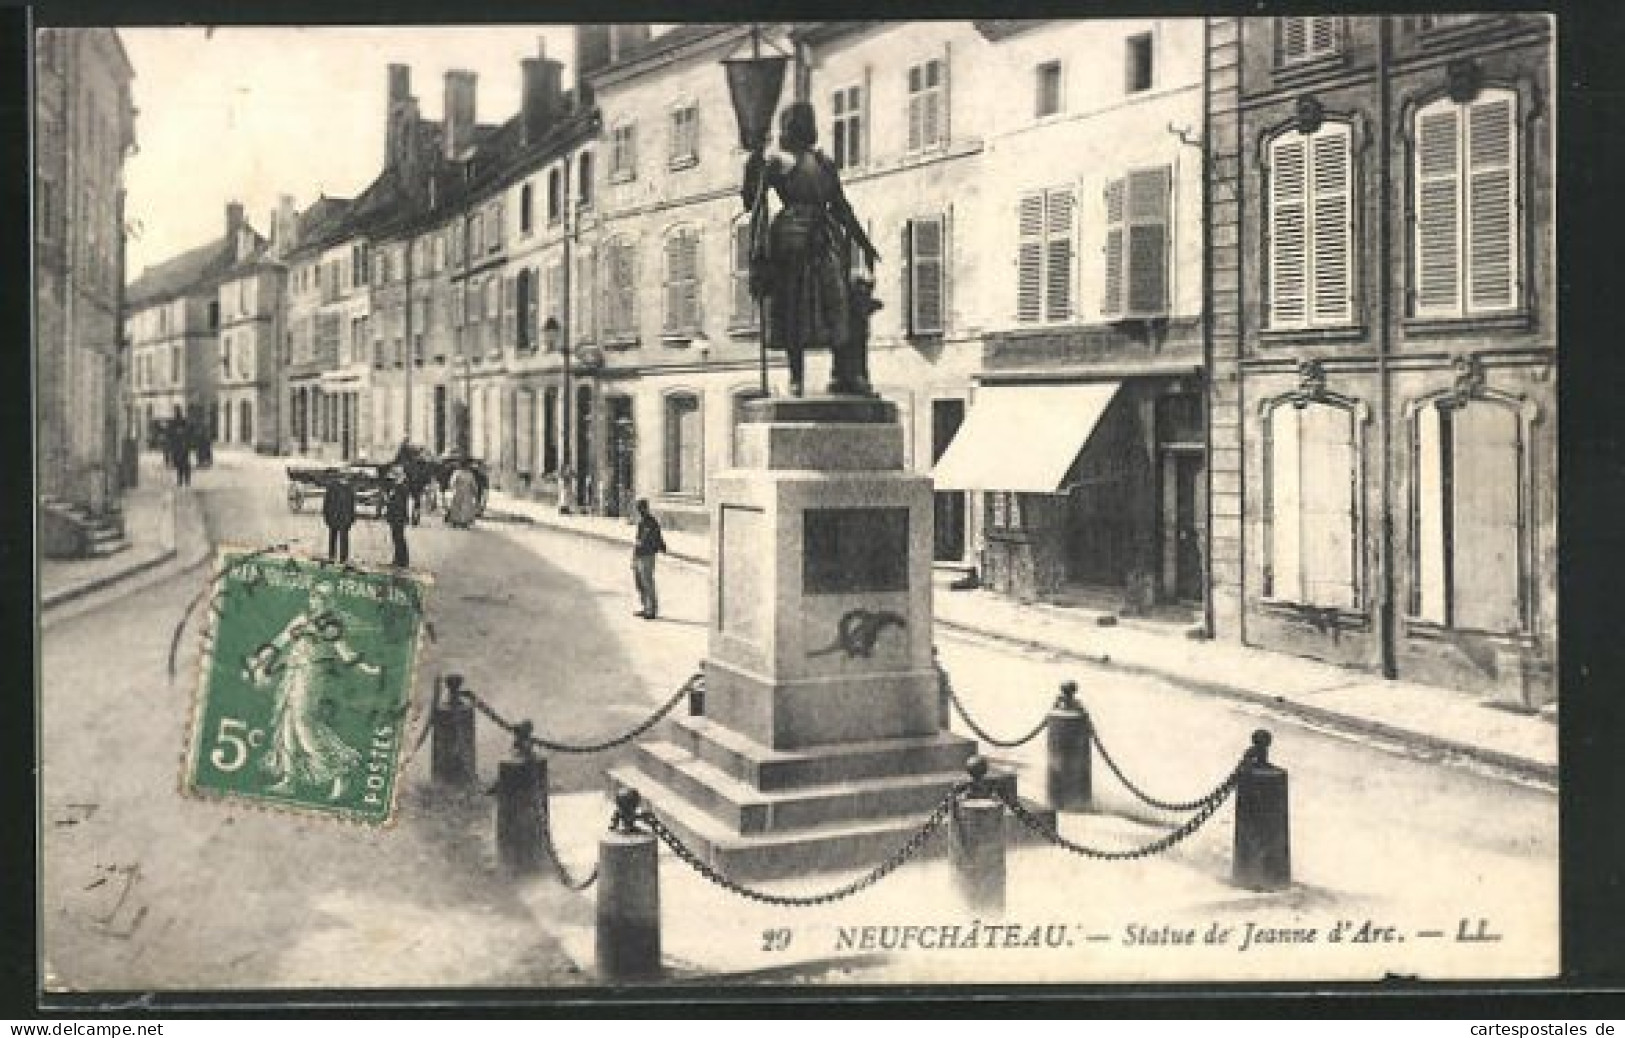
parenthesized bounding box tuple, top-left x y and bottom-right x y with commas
(1410, 397, 1525, 632)
(1263, 399, 1360, 610)
(663, 392, 702, 496)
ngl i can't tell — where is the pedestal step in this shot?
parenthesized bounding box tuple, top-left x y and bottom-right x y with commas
(667, 714, 975, 792)
(608, 762, 1056, 882)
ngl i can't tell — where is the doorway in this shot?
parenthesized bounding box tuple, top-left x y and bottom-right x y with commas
(1162, 449, 1206, 604)
(607, 395, 636, 519)
(575, 385, 594, 509)
(433, 386, 447, 455)
(932, 399, 967, 561)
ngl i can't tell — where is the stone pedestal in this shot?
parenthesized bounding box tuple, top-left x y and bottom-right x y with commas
(611, 397, 1050, 880)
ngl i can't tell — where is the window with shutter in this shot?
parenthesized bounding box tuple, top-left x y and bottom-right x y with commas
(907, 215, 946, 335)
(664, 394, 702, 495)
(1016, 191, 1071, 323)
(907, 59, 945, 153)
(731, 219, 755, 327)
(1278, 17, 1341, 66)
(1268, 124, 1353, 329)
(1125, 168, 1168, 316)
(1266, 401, 1359, 609)
(1103, 179, 1125, 316)
(604, 239, 637, 342)
(664, 229, 700, 335)
(832, 85, 864, 169)
(1414, 90, 1520, 319)
(575, 247, 595, 343)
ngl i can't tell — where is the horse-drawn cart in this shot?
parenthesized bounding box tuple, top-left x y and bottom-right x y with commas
(285, 463, 392, 518)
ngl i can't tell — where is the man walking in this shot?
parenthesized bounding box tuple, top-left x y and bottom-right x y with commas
(168, 417, 192, 488)
(631, 498, 666, 619)
(385, 467, 412, 568)
(322, 474, 357, 565)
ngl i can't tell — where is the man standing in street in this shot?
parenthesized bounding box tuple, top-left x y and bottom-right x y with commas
(168, 416, 192, 488)
(385, 467, 412, 569)
(632, 498, 666, 619)
(322, 474, 357, 565)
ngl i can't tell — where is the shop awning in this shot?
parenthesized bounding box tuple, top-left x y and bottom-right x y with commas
(932, 382, 1121, 492)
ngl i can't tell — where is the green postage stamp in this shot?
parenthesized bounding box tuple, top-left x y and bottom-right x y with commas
(182, 548, 432, 825)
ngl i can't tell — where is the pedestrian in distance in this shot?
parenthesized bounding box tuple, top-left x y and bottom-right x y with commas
(385, 467, 412, 569)
(631, 498, 667, 620)
(321, 473, 357, 565)
(444, 460, 480, 530)
(194, 425, 213, 469)
(169, 418, 192, 488)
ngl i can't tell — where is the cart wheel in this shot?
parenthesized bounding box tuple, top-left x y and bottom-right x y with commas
(288, 484, 304, 513)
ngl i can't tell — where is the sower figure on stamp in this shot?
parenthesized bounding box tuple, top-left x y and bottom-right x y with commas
(742, 101, 880, 397)
(243, 582, 381, 801)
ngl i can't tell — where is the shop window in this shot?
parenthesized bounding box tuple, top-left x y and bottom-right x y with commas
(663, 393, 702, 496)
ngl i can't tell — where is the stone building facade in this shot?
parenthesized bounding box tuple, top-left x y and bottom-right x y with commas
(35, 27, 136, 550)
(1205, 15, 1556, 705)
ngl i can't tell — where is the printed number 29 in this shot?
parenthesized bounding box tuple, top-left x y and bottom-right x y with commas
(761, 928, 792, 953)
(210, 718, 262, 773)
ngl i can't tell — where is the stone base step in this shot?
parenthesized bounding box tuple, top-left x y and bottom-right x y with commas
(667, 714, 975, 792)
(608, 764, 1055, 882)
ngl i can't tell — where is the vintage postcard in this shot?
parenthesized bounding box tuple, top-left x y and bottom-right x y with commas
(35, 16, 1558, 999)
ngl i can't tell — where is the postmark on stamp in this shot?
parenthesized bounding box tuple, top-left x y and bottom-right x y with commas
(181, 547, 432, 826)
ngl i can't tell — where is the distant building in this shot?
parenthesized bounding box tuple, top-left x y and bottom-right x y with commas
(35, 27, 136, 557)
(1205, 15, 1556, 705)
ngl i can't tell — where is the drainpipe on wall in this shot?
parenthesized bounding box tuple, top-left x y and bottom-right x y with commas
(1376, 17, 1398, 680)
(1200, 16, 1216, 639)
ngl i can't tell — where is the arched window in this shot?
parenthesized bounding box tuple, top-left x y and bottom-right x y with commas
(1263, 399, 1362, 609)
(1410, 396, 1527, 631)
(577, 152, 594, 209)
(1266, 120, 1355, 329)
(520, 183, 534, 234)
(1412, 88, 1521, 318)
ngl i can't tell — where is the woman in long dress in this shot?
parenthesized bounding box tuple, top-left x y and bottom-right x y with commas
(244, 583, 380, 801)
(743, 101, 880, 397)
(445, 462, 480, 529)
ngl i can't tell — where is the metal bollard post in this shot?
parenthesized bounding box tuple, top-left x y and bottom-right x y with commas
(495, 722, 547, 874)
(1045, 680, 1093, 812)
(1232, 730, 1291, 891)
(432, 674, 478, 787)
(596, 788, 662, 982)
(688, 679, 705, 718)
(950, 756, 1006, 914)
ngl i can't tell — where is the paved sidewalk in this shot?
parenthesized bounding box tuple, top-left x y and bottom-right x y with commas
(40, 455, 196, 611)
(485, 487, 1557, 786)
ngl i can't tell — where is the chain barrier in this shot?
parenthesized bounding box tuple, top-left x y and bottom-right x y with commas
(935, 658, 1050, 749)
(463, 671, 702, 756)
(635, 785, 966, 907)
(399, 675, 444, 770)
(995, 755, 1246, 862)
(1089, 727, 1224, 814)
(539, 784, 599, 892)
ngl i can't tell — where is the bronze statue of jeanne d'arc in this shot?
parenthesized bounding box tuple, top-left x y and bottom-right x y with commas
(742, 101, 882, 398)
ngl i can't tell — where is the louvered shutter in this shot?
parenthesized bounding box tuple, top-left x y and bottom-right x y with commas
(1450, 402, 1523, 631)
(909, 215, 945, 334)
(1103, 178, 1125, 316)
(1466, 93, 1517, 312)
(907, 65, 923, 152)
(922, 61, 942, 149)
(683, 231, 700, 331)
(1017, 194, 1044, 322)
(1044, 190, 1074, 321)
(1299, 403, 1357, 610)
(1414, 404, 1448, 622)
(1280, 19, 1307, 63)
(732, 221, 753, 325)
(1309, 17, 1338, 56)
(1126, 168, 1169, 316)
(1270, 136, 1309, 327)
(1415, 105, 1462, 316)
(665, 234, 681, 332)
(1310, 127, 1353, 324)
(575, 247, 595, 342)
(516, 389, 534, 472)
(1268, 405, 1303, 602)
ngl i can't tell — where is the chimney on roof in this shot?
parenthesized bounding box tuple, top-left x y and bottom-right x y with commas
(385, 64, 420, 169)
(389, 63, 410, 103)
(226, 201, 244, 237)
(443, 69, 477, 160)
(270, 194, 297, 259)
(521, 38, 565, 147)
(574, 26, 612, 107)
(609, 24, 651, 63)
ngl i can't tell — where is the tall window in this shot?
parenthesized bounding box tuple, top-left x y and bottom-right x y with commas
(730, 218, 756, 328)
(903, 215, 946, 335)
(544, 261, 563, 333)
(1125, 33, 1154, 94)
(1413, 89, 1521, 318)
(1016, 188, 1074, 323)
(1103, 166, 1173, 318)
(603, 238, 638, 342)
(663, 227, 701, 335)
(1411, 398, 1525, 631)
(1267, 122, 1355, 329)
(664, 393, 702, 495)
(574, 247, 596, 344)
(612, 123, 637, 181)
(1278, 17, 1342, 65)
(1264, 401, 1360, 610)
(516, 269, 535, 352)
(832, 85, 864, 169)
(669, 104, 699, 167)
(547, 170, 562, 225)
(1035, 61, 1063, 118)
(577, 152, 594, 210)
(520, 183, 534, 234)
(907, 58, 946, 153)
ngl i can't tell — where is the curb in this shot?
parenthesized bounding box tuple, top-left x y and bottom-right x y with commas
(934, 615, 1558, 790)
(506, 510, 1556, 790)
(491, 506, 710, 569)
(41, 546, 178, 612)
